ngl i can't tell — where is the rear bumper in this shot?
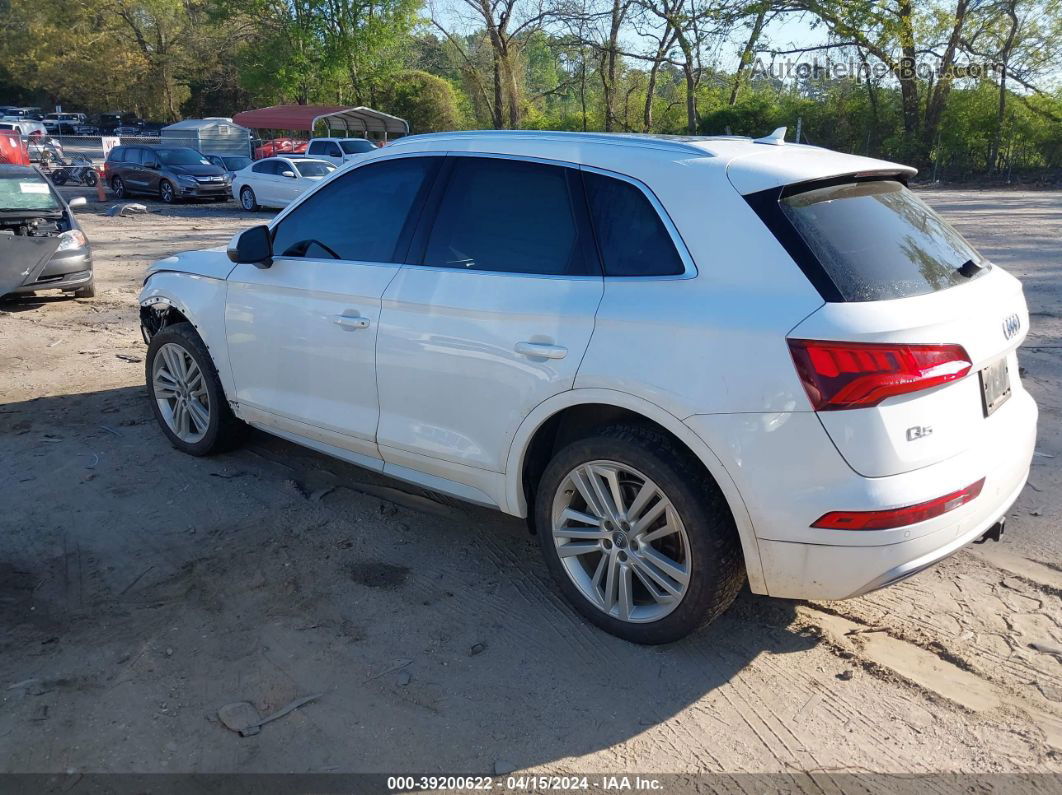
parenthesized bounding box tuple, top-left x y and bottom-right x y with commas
(685, 387, 1037, 601)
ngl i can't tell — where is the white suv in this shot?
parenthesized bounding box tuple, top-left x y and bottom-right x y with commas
(139, 131, 1037, 643)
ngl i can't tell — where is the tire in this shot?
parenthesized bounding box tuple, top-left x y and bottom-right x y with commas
(73, 281, 96, 299)
(535, 424, 745, 644)
(240, 186, 258, 211)
(50, 170, 68, 186)
(159, 180, 176, 204)
(84, 170, 99, 187)
(111, 176, 126, 199)
(145, 322, 247, 456)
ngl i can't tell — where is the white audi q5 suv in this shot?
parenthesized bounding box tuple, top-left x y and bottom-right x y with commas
(139, 130, 1037, 643)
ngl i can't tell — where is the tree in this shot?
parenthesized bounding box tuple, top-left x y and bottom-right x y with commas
(380, 69, 468, 131)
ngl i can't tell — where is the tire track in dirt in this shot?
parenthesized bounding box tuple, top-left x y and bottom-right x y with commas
(804, 606, 1062, 755)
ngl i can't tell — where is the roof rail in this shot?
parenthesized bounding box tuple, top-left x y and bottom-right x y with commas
(386, 130, 716, 157)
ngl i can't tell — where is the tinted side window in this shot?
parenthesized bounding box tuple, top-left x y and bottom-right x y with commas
(109, 146, 126, 162)
(583, 172, 684, 277)
(423, 157, 590, 276)
(326, 144, 342, 157)
(252, 161, 276, 174)
(307, 141, 325, 155)
(272, 157, 437, 262)
(127, 148, 145, 165)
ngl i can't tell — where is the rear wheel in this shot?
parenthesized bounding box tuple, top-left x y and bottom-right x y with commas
(240, 186, 258, 211)
(535, 424, 745, 644)
(111, 176, 125, 199)
(146, 322, 247, 456)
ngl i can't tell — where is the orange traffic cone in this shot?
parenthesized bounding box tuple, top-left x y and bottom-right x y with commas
(96, 168, 106, 201)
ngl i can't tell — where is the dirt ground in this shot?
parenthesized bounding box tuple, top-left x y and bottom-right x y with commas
(1, 187, 1060, 779)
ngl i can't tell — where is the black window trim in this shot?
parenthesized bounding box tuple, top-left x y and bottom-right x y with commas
(405, 152, 603, 280)
(742, 170, 913, 304)
(578, 164, 697, 280)
(266, 151, 444, 267)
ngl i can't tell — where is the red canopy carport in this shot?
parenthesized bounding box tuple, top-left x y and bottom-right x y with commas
(232, 105, 409, 141)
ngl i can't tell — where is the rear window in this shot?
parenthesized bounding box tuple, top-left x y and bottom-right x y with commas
(778, 180, 987, 302)
(340, 140, 375, 154)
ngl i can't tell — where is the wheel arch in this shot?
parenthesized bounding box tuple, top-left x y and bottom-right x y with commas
(139, 273, 236, 401)
(504, 389, 766, 593)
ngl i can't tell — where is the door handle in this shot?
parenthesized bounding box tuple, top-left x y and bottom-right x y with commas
(334, 314, 370, 330)
(515, 341, 567, 360)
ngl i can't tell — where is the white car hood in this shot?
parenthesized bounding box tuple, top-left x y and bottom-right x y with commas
(146, 246, 234, 281)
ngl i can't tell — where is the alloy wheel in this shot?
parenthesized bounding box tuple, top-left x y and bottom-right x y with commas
(151, 342, 210, 443)
(550, 460, 691, 623)
(241, 187, 256, 211)
(160, 181, 175, 203)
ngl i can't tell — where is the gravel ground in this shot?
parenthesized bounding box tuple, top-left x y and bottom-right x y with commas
(0, 187, 1060, 778)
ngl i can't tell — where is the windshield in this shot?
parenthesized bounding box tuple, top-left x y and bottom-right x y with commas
(294, 160, 334, 177)
(779, 180, 987, 302)
(0, 172, 60, 212)
(155, 148, 211, 166)
(339, 140, 375, 154)
(223, 156, 251, 171)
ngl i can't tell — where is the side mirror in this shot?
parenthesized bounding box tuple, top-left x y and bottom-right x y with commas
(281, 170, 296, 179)
(68, 196, 87, 209)
(227, 225, 273, 268)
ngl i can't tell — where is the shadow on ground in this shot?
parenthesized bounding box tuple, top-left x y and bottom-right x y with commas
(0, 386, 817, 773)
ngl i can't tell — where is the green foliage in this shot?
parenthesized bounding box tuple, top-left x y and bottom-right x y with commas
(0, 0, 1060, 179)
(380, 70, 468, 132)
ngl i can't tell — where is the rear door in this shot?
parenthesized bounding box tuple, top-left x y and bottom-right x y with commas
(374, 155, 603, 476)
(250, 160, 280, 204)
(124, 147, 148, 192)
(759, 178, 1030, 477)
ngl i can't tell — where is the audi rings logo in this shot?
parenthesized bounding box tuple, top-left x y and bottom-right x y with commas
(1002, 313, 1021, 341)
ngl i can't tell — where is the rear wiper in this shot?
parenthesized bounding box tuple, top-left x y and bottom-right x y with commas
(957, 259, 983, 278)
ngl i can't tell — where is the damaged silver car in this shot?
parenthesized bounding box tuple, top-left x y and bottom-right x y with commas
(0, 164, 94, 299)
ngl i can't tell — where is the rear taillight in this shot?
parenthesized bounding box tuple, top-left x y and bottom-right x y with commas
(788, 339, 971, 411)
(812, 478, 985, 530)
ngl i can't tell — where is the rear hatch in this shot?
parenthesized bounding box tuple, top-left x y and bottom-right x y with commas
(748, 175, 1029, 477)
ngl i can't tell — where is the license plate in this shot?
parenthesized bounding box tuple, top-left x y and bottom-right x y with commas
(979, 358, 1011, 417)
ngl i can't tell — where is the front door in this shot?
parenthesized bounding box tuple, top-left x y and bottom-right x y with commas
(225, 154, 442, 461)
(375, 155, 603, 475)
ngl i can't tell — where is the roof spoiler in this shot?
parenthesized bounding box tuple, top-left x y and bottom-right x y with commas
(754, 127, 787, 146)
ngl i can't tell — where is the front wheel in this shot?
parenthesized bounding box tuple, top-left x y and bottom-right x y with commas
(159, 180, 176, 204)
(83, 169, 98, 187)
(535, 424, 745, 644)
(146, 322, 247, 456)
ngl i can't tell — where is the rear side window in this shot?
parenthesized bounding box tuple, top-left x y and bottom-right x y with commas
(773, 180, 987, 302)
(423, 157, 591, 276)
(583, 172, 684, 277)
(252, 161, 277, 175)
(272, 156, 437, 262)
